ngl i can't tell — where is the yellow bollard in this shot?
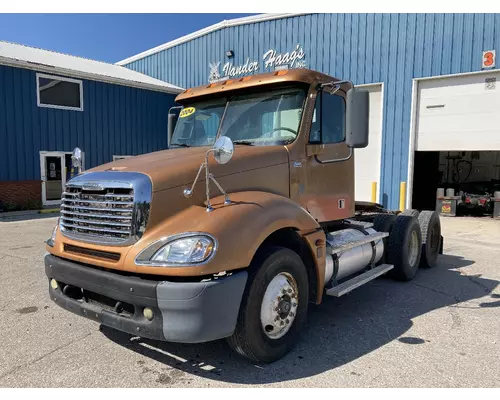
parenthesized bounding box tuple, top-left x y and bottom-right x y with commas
(371, 182, 377, 203)
(399, 182, 407, 211)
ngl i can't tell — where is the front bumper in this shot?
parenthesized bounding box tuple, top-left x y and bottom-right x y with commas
(44, 254, 247, 343)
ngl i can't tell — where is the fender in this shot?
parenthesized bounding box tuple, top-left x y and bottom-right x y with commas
(124, 191, 326, 285)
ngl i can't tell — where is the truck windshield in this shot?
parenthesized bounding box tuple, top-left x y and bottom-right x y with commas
(170, 88, 306, 147)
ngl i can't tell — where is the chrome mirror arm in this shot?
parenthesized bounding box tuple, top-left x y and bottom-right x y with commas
(209, 173, 231, 205)
(205, 149, 214, 212)
(183, 137, 234, 212)
(183, 162, 205, 198)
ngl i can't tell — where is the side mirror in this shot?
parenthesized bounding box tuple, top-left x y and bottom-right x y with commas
(71, 147, 83, 172)
(346, 88, 369, 148)
(213, 136, 234, 164)
(167, 112, 178, 147)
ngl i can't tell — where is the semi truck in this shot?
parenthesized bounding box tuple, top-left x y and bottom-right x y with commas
(44, 68, 442, 363)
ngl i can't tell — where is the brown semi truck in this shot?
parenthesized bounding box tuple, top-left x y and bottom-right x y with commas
(44, 68, 442, 363)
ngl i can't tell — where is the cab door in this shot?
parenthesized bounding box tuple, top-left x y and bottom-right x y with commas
(300, 90, 355, 222)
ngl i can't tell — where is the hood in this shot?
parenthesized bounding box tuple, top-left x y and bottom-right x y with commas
(89, 145, 290, 193)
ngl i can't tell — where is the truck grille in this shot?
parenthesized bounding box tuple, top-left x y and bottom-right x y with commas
(59, 171, 152, 247)
(60, 186, 135, 244)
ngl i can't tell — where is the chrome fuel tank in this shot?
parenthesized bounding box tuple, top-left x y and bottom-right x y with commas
(325, 227, 384, 283)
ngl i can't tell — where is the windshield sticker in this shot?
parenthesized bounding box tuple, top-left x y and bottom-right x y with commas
(179, 107, 196, 118)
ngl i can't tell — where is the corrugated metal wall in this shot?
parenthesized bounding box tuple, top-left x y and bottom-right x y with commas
(0, 64, 176, 181)
(124, 13, 500, 209)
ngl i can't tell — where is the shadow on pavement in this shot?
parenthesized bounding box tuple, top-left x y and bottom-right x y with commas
(102, 253, 498, 385)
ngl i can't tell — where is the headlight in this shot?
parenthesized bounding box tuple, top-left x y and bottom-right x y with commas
(136, 234, 216, 266)
(46, 220, 59, 247)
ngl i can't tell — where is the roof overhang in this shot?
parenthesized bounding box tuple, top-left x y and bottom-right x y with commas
(0, 56, 183, 95)
(116, 13, 311, 66)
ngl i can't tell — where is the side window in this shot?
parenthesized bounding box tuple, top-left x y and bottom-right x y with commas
(309, 91, 346, 144)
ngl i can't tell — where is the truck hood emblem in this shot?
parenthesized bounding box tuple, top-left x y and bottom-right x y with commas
(81, 183, 104, 191)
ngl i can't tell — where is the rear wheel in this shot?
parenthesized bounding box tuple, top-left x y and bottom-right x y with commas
(387, 215, 422, 281)
(227, 246, 309, 363)
(418, 211, 441, 268)
(400, 209, 420, 218)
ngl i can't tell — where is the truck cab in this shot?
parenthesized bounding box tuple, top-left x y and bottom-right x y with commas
(45, 69, 442, 363)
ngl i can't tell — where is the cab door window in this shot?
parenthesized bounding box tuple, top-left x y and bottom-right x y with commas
(310, 91, 346, 144)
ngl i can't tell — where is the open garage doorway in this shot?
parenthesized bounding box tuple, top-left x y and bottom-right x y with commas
(411, 151, 500, 216)
(408, 71, 500, 217)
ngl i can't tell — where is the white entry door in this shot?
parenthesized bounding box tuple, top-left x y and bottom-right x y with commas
(40, 151, 83, 206)
(354, 84, 384, 202)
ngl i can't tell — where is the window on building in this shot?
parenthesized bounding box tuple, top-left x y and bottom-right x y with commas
(310, 91, 345, 144)
(37, 73, 83, 111)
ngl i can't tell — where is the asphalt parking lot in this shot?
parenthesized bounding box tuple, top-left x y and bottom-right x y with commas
(0, 214, 499, 387)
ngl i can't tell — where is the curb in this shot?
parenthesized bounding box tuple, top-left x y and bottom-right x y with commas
(39, 208, 60, 214)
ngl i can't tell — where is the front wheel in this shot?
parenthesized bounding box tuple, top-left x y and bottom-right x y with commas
(227, 246, 309, 363)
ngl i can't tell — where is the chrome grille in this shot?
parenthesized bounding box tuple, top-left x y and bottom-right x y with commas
(60, 187, 134, 243)
(59, 171, 152, 246)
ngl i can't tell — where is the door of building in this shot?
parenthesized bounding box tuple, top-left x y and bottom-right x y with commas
(40, 151, 83, 206)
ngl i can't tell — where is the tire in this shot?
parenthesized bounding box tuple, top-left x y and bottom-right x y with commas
(372, 214, 397, 265)
(387, 215, 422, 281)
(227, 246, 309, 363)
(400, 209, 420, 218)
(418, 211, 441, 268)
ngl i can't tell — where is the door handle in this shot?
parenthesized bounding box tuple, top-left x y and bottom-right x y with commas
(315, 148, 353, 164)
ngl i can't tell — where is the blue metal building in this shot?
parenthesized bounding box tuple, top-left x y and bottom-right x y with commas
(0, 41, 180, 209)
(118, 13, 500, 210)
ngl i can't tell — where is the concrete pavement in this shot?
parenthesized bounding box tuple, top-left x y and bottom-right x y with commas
(0, 215, 499, 387)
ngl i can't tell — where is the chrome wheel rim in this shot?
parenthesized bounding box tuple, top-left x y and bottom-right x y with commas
(260, 272, 298, 339)
(408, 230, 419, 267)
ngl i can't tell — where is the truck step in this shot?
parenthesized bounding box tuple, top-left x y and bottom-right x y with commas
(344, 219, 374, 229)
(326, 264, 394, 297)
(326, 231, 388, 254)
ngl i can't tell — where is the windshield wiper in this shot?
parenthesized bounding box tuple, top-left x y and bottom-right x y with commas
(170, 143, 191, 148)
(232, 140, 254, 146)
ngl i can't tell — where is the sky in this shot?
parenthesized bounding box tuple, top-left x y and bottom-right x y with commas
(0, 13, 256, 63)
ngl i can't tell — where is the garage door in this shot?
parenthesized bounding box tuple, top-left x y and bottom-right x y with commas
(416, 71, 500, 151)
(355, 84, 383, 202)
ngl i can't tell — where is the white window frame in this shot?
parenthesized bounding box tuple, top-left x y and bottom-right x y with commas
(36, 72, 84, 111)
(113, 155, 133, 161)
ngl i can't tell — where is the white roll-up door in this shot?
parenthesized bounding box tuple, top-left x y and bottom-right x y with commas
(416, 71, 500, 151)
(354, 84, 383, 202)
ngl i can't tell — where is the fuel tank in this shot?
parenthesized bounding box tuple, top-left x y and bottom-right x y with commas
(324, 227, 384, 283)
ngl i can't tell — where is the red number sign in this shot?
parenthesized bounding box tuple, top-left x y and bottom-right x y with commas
(483, 50, 496, 68)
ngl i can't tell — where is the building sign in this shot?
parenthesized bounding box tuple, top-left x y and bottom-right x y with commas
(208, 44, 307, 83)
(482, 50, 496, 69)
(485, 77, 496, 90)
